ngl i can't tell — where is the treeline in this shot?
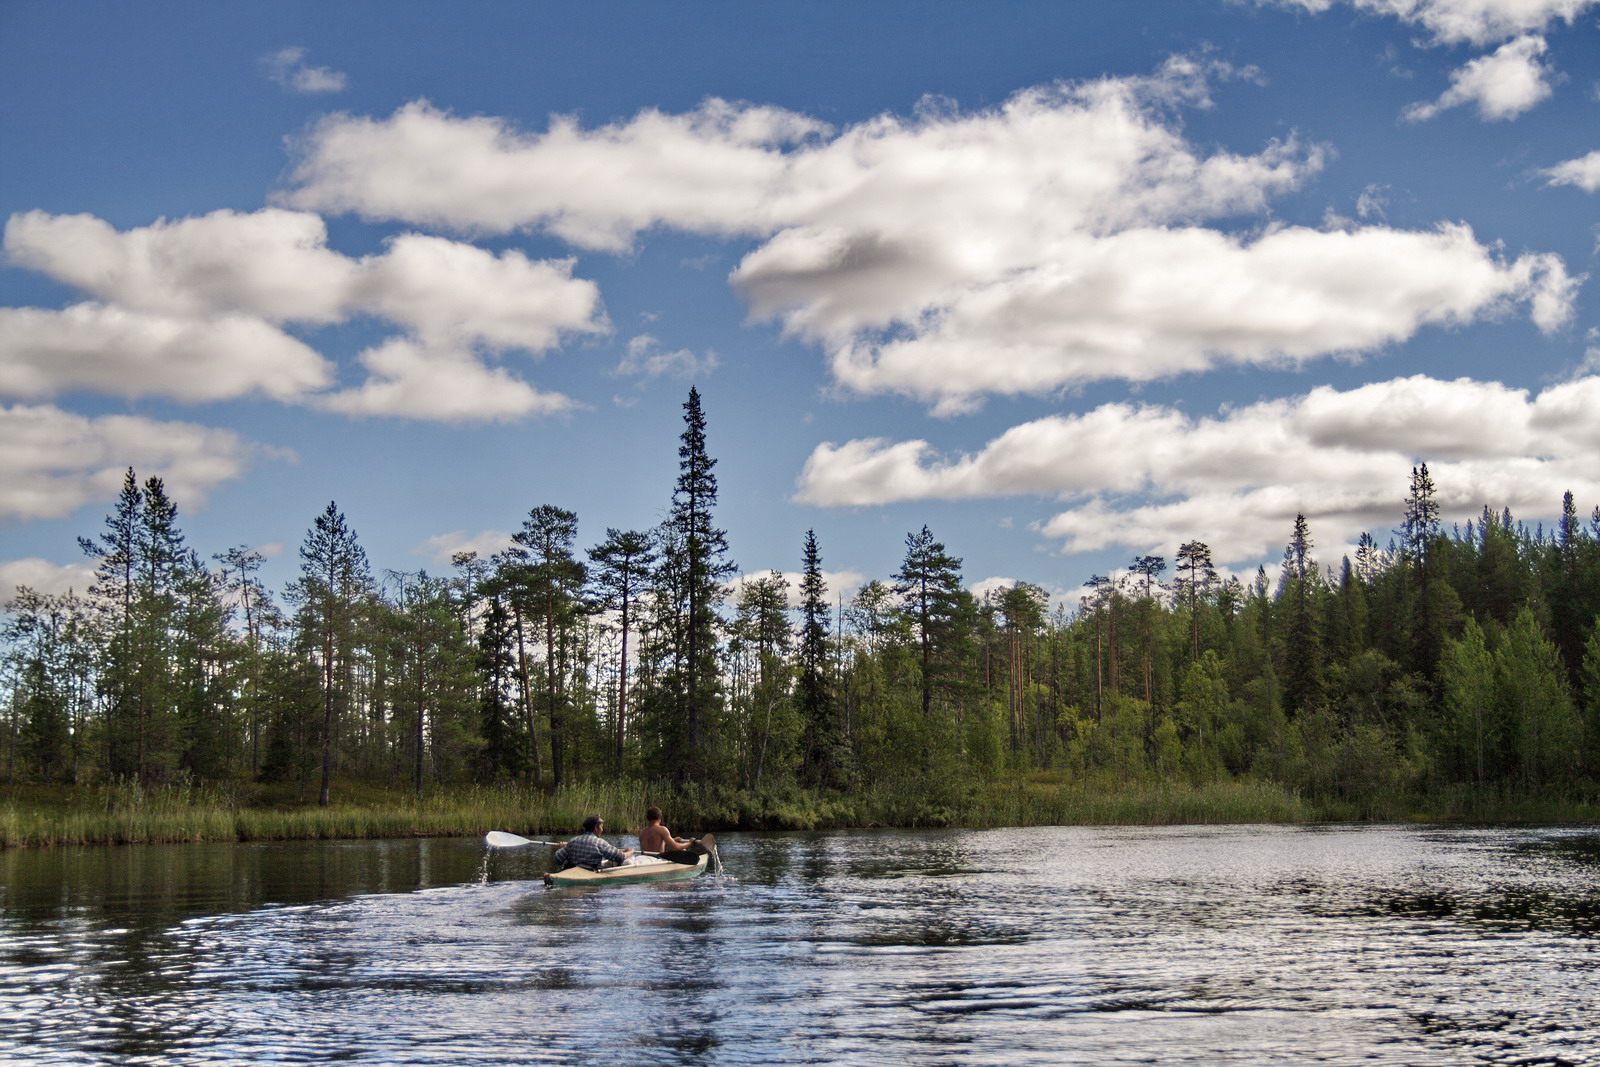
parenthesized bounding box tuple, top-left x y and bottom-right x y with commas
(6, 392, 1600, 813)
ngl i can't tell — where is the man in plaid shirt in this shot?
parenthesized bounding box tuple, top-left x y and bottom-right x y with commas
(552, 815, 634, 871)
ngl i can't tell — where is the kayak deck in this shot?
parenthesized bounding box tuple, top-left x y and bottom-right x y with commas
(544, 853, 708, 887)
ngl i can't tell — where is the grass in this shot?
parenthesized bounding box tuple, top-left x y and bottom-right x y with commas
(2, 774, 1595, 849)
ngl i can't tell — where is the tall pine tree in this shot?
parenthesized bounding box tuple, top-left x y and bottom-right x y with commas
(286, 502, 373, 807)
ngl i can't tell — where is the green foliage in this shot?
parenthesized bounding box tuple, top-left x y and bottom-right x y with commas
(13, 431, 1600, 834)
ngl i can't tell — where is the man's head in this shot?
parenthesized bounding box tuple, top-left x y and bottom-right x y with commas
(582, 814, 603, 833)
(646, 806, 662, 822)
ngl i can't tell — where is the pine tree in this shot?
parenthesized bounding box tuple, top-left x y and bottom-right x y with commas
(588, 528, 657, 775)
(215, 546, 285, 775)
(507, 505, 586, 787)
(894, 525, 968, 758)
(732, 572, 794, 787)
(1175, 541, 1217, 659)
(379, 571, 479, 799)
(286, 502, 373, 807)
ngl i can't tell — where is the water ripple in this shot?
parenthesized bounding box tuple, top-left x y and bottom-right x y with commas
(4, 827, 1600, 1064)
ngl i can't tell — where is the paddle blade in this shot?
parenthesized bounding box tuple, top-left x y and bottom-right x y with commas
(485, 830, 536, 849)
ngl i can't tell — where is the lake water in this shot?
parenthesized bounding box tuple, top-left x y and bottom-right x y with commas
(3, 824, 1599, 1065)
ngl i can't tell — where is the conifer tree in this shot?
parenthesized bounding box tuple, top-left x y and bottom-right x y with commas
(731, 571, 793, 786)
(894, 525, 967, 731)
(1175, 541, 1216, 659)
(799, 529, 848, 788)
(659, 387, 734, 780)
(286, 502, 373, 807)
(1278, 513, 1323, 716)
(508, 505, 586, 787)
(588, 528, 656, 774)
(79, 469, 142, 778)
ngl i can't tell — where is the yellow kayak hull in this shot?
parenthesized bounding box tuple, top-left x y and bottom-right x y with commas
(544, 853, 708, 887)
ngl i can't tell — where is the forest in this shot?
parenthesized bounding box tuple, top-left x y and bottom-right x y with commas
(5, 386, 1600, 824)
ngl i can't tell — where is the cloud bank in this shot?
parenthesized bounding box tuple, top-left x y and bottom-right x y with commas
(2, 209, 606, 420)
(0, 404, 280, 522)
(281, 59, 1574, 413)
(797, 374, 1600, 564)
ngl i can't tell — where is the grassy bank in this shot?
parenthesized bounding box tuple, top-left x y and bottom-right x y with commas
(2, 775, 1596, 849)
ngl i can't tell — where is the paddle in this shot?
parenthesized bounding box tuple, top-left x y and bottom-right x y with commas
(484, 830, 561, 849)
(485, 830, 669, 859)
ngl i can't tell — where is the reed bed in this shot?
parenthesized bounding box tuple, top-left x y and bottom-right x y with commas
(3, 776, 1594, 849)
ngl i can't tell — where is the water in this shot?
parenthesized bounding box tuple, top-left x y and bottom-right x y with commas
(3, 825, 1600, 1065)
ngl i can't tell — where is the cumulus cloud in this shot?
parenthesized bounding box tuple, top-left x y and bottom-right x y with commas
(1541, 149, 1600, 191)
(0, 303, 332, 402)
(0, 558, 98, 603)
(261, 47, 347, 94)
(280, 59, 1573, 411)
(1264, 0, 1598, 46)
(821, 223, 1573, 413)
(281, 97, 830, 247)
(2, 208, 606, 418)
(415, 529, 517, 564)
(796, 374, 1600, 565)
(0, 404, 280, 521)
(1404, 35, 1555, 121)
(315, 338, 578, 421)
(615, 335, 719, 379)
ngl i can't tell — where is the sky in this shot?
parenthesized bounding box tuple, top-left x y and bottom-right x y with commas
(2, 1, 1599, 613)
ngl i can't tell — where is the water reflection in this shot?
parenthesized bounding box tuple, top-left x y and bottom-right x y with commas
(4, 826, 1600, 1064)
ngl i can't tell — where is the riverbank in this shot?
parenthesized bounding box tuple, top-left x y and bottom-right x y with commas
(3, 775, 1597, 848)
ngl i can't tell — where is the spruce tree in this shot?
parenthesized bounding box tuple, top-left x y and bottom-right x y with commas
(660, 387, 734, 781)
(799, 529, 848, 788)
(1278, 513, 1323, 717)
(79, 469, 142, 778)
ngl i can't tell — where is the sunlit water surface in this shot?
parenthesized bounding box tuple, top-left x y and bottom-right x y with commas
(3, 825, 1599, 1065)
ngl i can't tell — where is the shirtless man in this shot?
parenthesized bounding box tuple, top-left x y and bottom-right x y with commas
(638, 806, 707, 865)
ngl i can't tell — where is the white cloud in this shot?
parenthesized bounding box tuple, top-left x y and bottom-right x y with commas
(281, 60, 1572, 412)
(0, 558, 99, 603)
(0, 404, 279, 521)
(316, 338, 578, 421)
(415, 529, 516, 564)
(3, 209, 607, 418)
(796, 373, 1600, 565)
(1541, 149, 1600, 191)
(1404, 35, 1555, 121)
(615, 334, 719, 379)
(359, 235, 605, 350)
(0, 303, 332, 402)
(5, 208, 357, 323)
(1264, 0, 1598, 46)
(819, 222, 1573, 413)
(261, 47, 347, 94)
(281, 97, 830, 248)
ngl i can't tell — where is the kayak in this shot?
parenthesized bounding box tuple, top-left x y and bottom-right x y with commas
(544, 852, 708, 887)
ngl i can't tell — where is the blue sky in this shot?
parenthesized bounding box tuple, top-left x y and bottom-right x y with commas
(3, 1, 1599, 611)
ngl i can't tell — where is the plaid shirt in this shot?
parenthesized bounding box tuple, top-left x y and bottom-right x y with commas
(553, 832, 627, 871)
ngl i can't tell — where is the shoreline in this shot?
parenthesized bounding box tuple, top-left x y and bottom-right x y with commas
(4, 777, 1597, 849)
